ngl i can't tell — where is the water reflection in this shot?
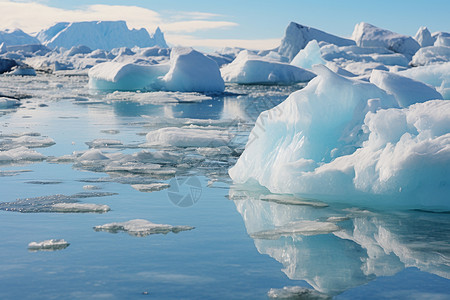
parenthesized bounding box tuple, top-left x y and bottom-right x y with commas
(229, 186, 450, 296)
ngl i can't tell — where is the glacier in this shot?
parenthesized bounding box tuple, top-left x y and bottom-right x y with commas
(229, 65, 449, 209)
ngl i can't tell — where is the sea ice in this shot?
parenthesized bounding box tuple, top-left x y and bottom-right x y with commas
(131, 183, 170, 192)
(250, 220, 340, 239)
(0, 146, 45, 162)
(351, 22, 420, 58)
(93, 219, 194, 237)
(0, 97, 20, 108)
(290, 40, 325, 70)
(51, 203, 110, 213)
(229, 65, 450, 208)
(410, 46, 450, 66)
(221, 50, 316, 84)
(268, 286, 330, 299)
(145, 126, 233, 147)
(28, 239, 70, 251)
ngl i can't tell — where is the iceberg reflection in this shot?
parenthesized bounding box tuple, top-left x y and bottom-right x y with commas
(230, 186, 450, 296)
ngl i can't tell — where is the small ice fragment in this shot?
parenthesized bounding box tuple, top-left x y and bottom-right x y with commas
(250, 220, 340, 240)
(83, 185, 101, 190)
(52, 203, 110, 213)
(268, 286, 330, 299)
(28, 239, 70, 251)
(93, 219, 194, 237)
(131, 183, 170, 192)
(260, 194, 328, 208)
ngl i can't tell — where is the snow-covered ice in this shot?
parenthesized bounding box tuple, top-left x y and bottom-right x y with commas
(290, 40, 325, 70)
(51, 203, 110, 213)
(93, 219, 194, 237)
(145, 127, 233, 147)
(131, 183, 170, 192)
(0, 97, 20, 108)
(28, 239, 70, 251)
(411, 46, 450, 66)
(221, 50, 315, 84)
(351, 22, 420, 58)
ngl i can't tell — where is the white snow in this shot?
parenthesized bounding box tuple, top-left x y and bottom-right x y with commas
(229, 65, 450, 208)
(145, 126, 232, 147)
(93, 219, 194, 237)
(290, 40, 325, 70)
(221, 50, 316, 84)
(28, 239, 70, 251)
(52, 203, 110, 213)
(37, 21, 168, 50)
(370, 70, 443, 107)
(414, 27, 434, 47)
(0, 97, 20, 108)
(411, 46, 450, 66)
(352, 22, 420, 58)
(278, 22, 355, 61)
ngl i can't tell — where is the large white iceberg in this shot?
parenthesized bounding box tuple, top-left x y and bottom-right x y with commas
(229, 65, 449, 209)
(89, 48, 224, 93)
(290, 40, 325, 70)
(37, 21, 168, 50)
(352, 22, 420, 58)
(410, 46, 450, 66)
(221, 50, 315, 84)
(278, 22, 355, 61)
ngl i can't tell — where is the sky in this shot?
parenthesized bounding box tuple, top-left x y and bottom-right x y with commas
(1, 0, 450, 52)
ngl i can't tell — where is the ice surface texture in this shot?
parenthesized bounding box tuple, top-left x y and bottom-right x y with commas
(28, 239, 70, 251)
(229, 65, 449, 209)
(89, 47, 224, 93)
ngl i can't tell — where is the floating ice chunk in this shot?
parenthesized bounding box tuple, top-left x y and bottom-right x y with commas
(85, 139, 123, 148)
(83, 185, 101, 190)
(268, 286, 330, 299)
(88, 62, 170, 91)
(352, 22, 420, 58)
(414, 27, 434, 47)
(105, 91, 212, 104)
(278, 22, 355, 61)
(78, 149, 110, 161)
(230, 65, 450, 208)
(131, 183, 170, 192)
(370, 70, 443, 107)
(0, 146, 45, 162)
(93, 219, 194, 237)
(196, 146, 233, 157)
(52, 203, 110, 213)
(0, 97, 20, 108)
(411, 46, 450, 66)
(290, 40, 325, 70)
(221, 50, 316, 84)
(0, 135, 55, 150)
(162, 47, 224, 93)
(251, 220, 340, 239)
(28, 239, 70, 251)
(133, 150, 182, 164)
(260, 194, 328, 208)
(145, 127, 232, 147)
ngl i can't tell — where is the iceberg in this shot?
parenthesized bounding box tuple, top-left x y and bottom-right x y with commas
(0, 29, 40, 46)
(229, 65, 449, 209)
(162, 47, 225, 93)
(145, 127, 232, 147)
(51, 203, 110, 213)
(278, 22, 355, 61)
(290, 40, 326, 70)
(268, 286, 330, 299)
(369, 70, 443, 107)
(221, 50, 316, 84)
(37, 21, 168, 50)
(351, 22, 420, 58)
(93, 219, 194, 237)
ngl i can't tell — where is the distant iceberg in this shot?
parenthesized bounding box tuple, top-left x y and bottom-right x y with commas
(229, 65, 449, 209)
(37, 21, 168, 50)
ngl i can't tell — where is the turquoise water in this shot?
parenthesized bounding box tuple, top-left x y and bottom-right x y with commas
(0, 74, 449, 299)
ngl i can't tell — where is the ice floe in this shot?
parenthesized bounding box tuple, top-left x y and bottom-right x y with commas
(268, 286, 330, 299)
(51, 203, 110, 213)
(145, 126, 233, 147)
(28, 239, 70, 251)
(93, 219, 194, 237)
(131, 183, 170, 192)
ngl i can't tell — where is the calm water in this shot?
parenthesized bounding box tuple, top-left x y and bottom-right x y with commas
(0, 73, 449, 299)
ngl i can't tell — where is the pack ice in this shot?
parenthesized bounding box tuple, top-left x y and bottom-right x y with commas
(229, 65, 449, 209)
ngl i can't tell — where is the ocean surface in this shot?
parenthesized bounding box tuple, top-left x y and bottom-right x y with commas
(1, 73, 449, 299)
